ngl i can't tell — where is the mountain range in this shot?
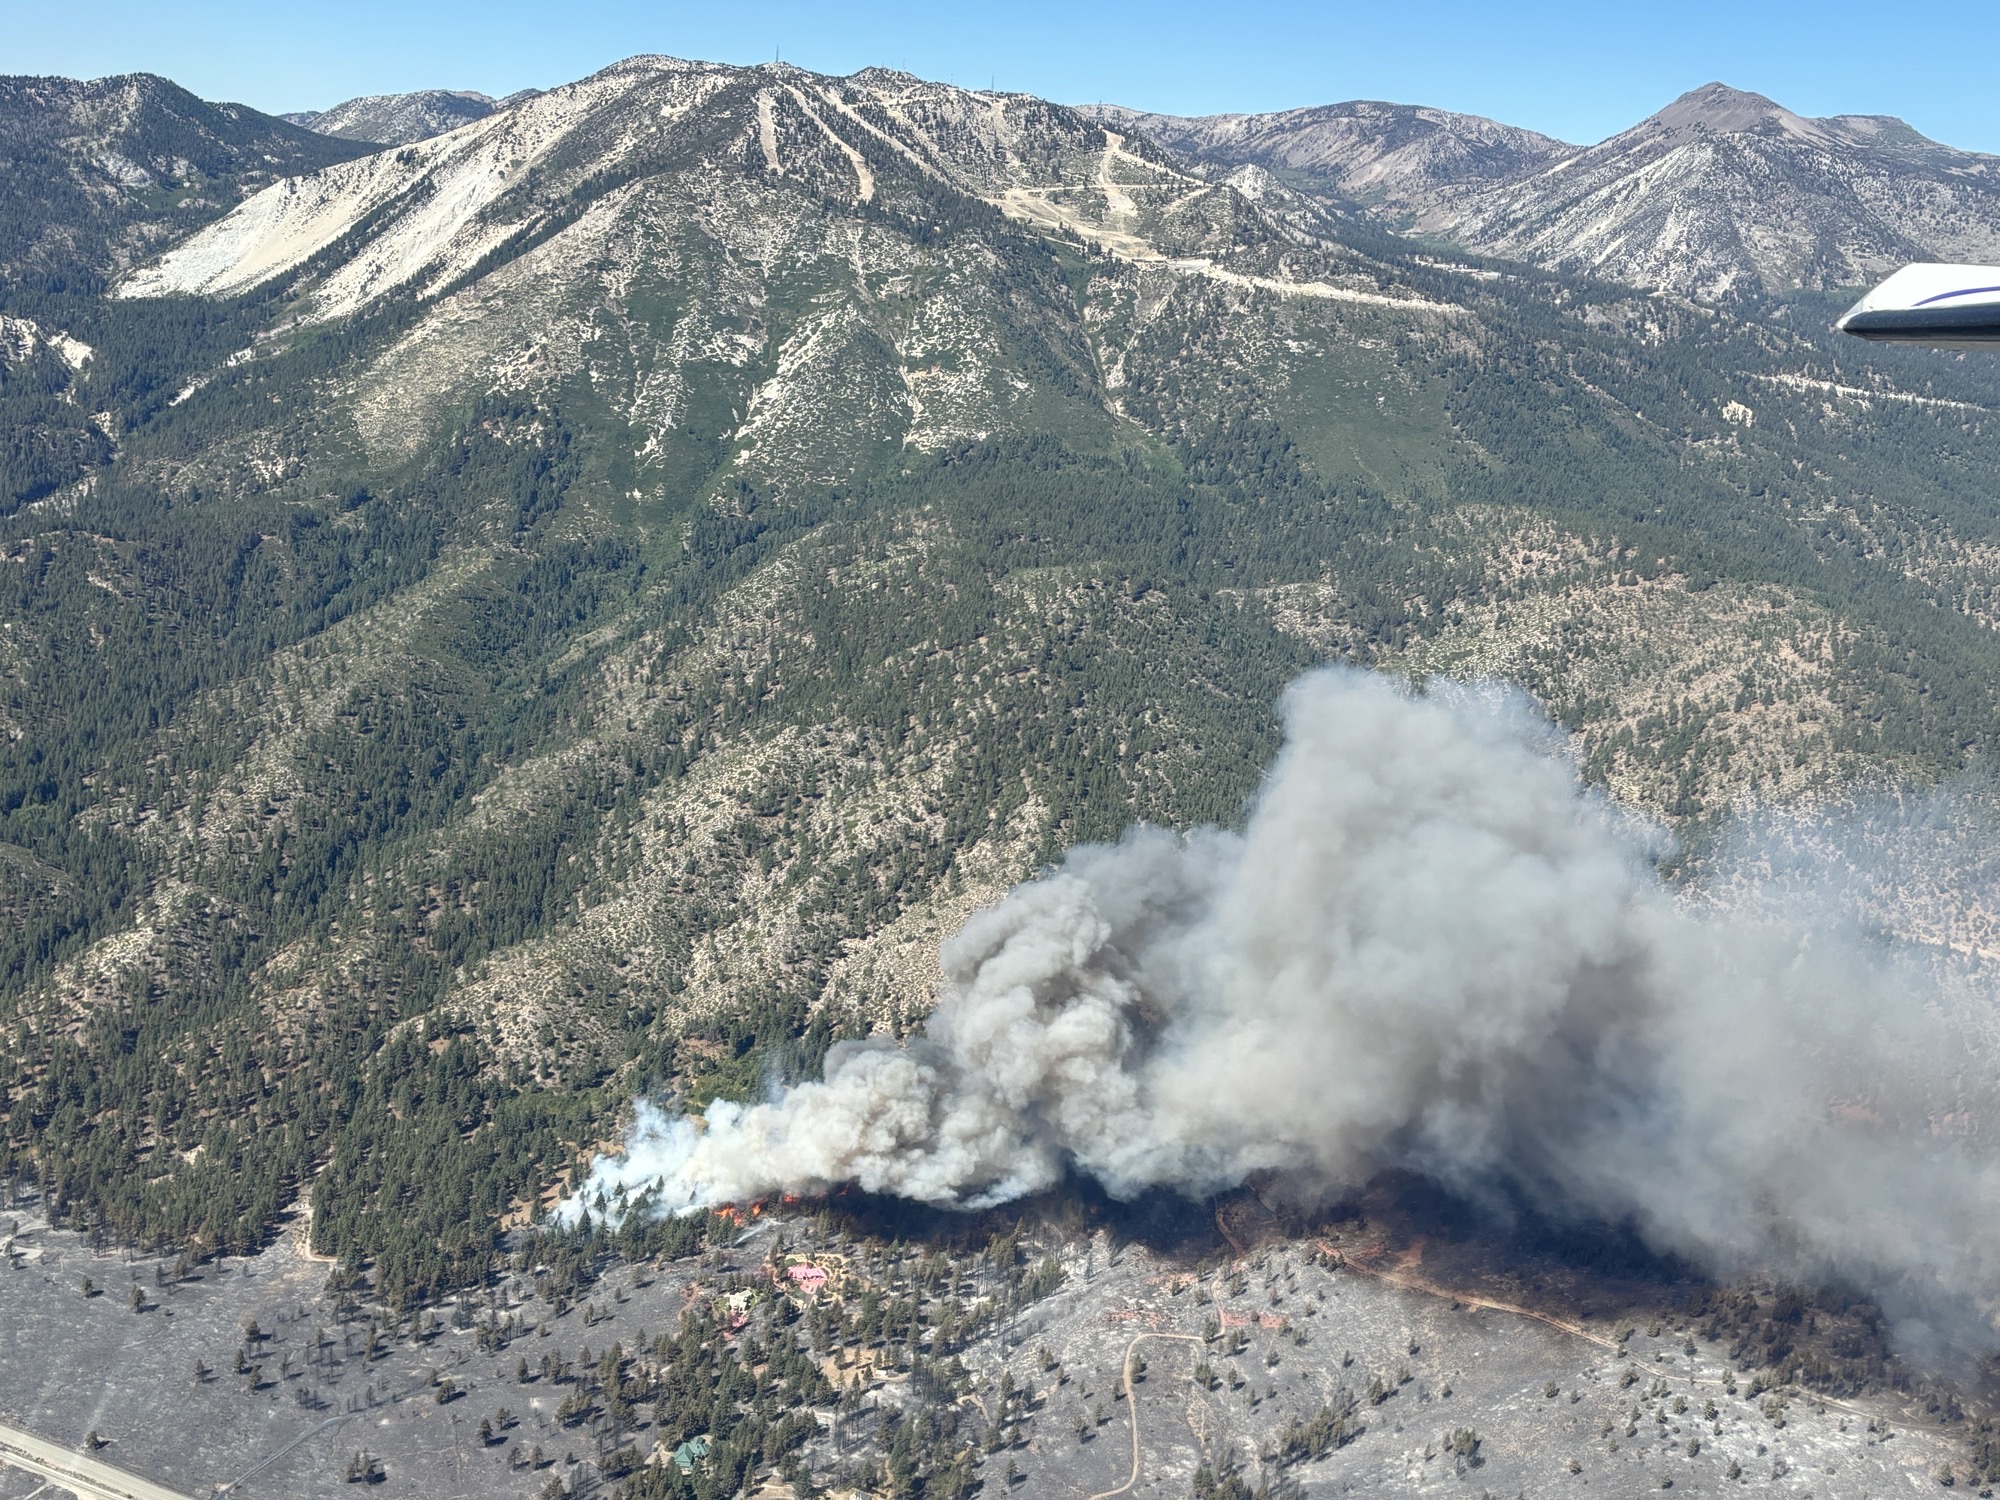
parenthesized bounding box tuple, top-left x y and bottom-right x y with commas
(1097, 81, 2000, 300)
(4, 52, 2000, 1299)
(283, 74, 2000, 302)
(1464, 84, 2000, 299)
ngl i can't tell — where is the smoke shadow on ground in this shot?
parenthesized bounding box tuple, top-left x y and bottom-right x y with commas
(818, 1188, 1018, 1250)
(733, 1176, 1958, 1403)
(821, 1164, 1707, 1323)
(1346, 1171, 1711, 1321)
(1358, 1176, 1954, 1411)
(820, 1175, 1228, 1258)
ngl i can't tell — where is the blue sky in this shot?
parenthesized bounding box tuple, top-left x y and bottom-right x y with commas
(8, 0, 1998, 153)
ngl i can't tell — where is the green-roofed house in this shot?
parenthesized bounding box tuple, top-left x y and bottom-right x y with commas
(672, 1435, 711, 1474)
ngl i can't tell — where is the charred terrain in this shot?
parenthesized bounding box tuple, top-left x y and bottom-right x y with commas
(0, 1178, 1987, 1499)
(5, 48, 2000, 1499)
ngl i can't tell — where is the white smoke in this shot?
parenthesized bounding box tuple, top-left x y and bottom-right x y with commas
(563, 668, 2000, 1350)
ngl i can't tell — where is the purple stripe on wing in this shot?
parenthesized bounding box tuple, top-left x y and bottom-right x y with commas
(1914, 285, 2000, 307)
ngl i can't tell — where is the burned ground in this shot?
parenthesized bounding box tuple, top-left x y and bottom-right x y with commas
(0, 1177, 1989, 1499)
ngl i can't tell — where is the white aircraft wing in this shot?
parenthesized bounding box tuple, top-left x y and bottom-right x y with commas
(1838, 263, 2000, 348)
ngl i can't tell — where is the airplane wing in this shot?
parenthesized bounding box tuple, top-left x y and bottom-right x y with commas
(1838, 263, 2000, 348)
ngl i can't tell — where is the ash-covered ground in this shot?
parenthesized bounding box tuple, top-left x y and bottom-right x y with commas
(0, 1186, 1980, 1499)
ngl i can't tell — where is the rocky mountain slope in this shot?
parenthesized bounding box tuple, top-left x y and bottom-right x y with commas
(1086, 97, 1572, 220)
(1450, 83, 2000, 300)
(282, 87, 536, 145)
(0, 74, 368, 506)
(1098, 82, 2000, 301)
(0, 72, 368, 285)
(5, 52, 2000, 1307)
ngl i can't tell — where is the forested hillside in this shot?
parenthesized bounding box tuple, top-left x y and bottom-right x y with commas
(0, 74, 367, 507)
(4, 55, 2000, 1301)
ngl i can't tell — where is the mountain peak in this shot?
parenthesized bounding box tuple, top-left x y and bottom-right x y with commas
(286, 86, 511, 146)
(1643, 82, 1813, 139)
(1632, 83, 1954, 162)
(1077, 96, 1573, 223)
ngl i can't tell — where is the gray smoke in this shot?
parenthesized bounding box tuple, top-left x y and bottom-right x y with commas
(563, 668, 2000, 1353)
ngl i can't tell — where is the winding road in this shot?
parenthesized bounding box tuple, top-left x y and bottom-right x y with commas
(1085, 1331, 1205, 1500)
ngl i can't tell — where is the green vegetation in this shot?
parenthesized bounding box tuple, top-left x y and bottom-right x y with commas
(6, 58, 2000, 1308)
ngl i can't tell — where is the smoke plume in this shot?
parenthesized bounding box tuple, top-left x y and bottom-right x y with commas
(564, 668, 2000, 1352)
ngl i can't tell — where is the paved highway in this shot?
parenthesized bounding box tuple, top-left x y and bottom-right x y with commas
(0, 1420, 199, 1500)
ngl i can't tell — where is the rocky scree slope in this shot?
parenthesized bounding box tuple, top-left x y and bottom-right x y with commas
(1095, 82, 2000, 302)
(6, 54, 2000, 1295)
(0, 71, 369, 286)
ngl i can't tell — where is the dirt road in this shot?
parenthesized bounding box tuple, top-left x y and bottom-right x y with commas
(1085, 1331, 1205, 1500)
